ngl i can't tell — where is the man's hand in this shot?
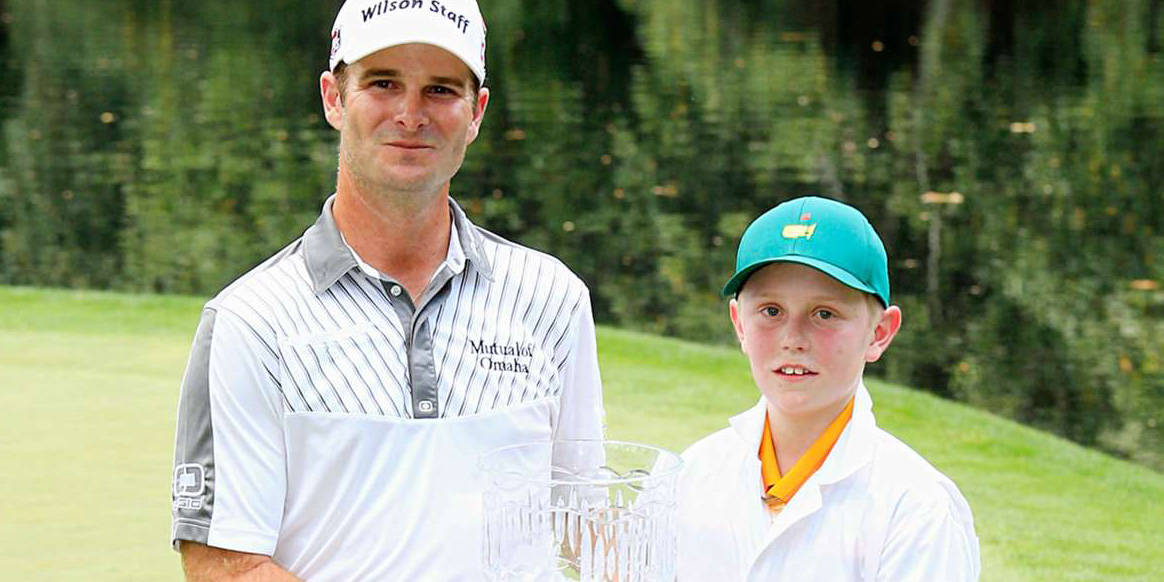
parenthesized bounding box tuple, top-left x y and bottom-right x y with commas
(179, 541, 302, 582)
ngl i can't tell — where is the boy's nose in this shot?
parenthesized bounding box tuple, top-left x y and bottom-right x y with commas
(780, 320, 809, 351)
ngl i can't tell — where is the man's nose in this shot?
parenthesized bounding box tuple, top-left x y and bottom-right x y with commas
(393, 90, 428, 131)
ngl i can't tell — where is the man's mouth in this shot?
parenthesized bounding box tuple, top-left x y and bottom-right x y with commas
(386, 141, 432, 150)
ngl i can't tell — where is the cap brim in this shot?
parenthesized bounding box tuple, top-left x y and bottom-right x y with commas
(722, 256, 879, 301)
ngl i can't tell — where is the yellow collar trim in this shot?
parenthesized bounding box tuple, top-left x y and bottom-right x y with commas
(759, 396, 855, 510)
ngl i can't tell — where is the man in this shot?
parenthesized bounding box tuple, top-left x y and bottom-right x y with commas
(170, 1, 605, 580)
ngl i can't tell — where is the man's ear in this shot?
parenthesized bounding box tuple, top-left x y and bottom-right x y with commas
(729, 298, 747, 353)
(865, 305, 902, 363)
(320, 71, 345, 131)
(465, 87, 490, 145)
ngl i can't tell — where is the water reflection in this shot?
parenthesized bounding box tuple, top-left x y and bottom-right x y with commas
(0, 0, 1161, 468)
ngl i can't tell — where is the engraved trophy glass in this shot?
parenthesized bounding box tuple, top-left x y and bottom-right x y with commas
(480, 440, 682, 581)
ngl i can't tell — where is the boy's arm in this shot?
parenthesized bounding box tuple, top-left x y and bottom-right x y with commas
(876, 490, 981, 581)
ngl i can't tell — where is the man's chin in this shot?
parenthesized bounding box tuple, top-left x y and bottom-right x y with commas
(368, 173, 447, 196)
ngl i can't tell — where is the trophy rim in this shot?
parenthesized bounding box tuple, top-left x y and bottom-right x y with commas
(478, 438, 684, 487)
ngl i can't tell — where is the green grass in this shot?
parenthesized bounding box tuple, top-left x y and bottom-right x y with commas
(2, 285, 1162, 580)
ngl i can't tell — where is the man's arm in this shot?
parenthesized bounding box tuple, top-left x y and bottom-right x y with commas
(180, 542, 301, 582)
(550, 289, 609, 572)
(552, 288, 605, 443)
(172, 307, 288, 563)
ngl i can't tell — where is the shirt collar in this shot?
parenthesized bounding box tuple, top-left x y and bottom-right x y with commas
(343, 213, 467, 281)
(730, 380, 877, 486)
(448, 196, 492, 278)
(814, 382, 876, 485)
(302, 194, 493, 295)
(760, 396, 855, 505)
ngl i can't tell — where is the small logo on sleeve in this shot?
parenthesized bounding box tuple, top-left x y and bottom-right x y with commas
(173, 463, 205, 511)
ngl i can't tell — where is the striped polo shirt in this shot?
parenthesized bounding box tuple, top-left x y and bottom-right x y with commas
(171, 195, 604, 581)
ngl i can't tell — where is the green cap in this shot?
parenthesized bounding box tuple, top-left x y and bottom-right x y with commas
(722, 196, 890, 307)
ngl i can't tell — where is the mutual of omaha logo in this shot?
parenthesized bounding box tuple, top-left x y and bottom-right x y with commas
(173, 463, 205, 511)
(470, 339, 535, 374)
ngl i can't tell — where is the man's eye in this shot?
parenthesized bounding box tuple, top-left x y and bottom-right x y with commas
(816, 309, 835, 320)
(372, 80, 394, 89)
(429, 85, 456, 95)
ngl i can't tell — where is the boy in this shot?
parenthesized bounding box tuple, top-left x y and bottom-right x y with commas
(676, 197, 980, 580)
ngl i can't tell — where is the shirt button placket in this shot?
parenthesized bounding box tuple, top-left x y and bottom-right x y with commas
(382, 279, 439, 420)
(410, 318, 439, 419)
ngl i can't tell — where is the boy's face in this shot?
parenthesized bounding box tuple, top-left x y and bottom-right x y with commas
(730, 262, 901, 423)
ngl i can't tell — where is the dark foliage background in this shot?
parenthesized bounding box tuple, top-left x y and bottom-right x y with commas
(1, 0, 1162, 469)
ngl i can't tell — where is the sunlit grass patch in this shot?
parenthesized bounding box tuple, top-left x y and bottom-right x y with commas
(2, 286, 1162, 580)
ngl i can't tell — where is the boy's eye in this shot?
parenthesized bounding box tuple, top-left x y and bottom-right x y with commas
(762, 306, 780, 317)
(816, 309, 835, 320)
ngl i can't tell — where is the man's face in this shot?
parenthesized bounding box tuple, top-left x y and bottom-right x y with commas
(321, 43, 489, 198)
(730, 262, 899, 422)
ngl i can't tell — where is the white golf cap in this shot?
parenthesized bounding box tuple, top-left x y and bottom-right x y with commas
(329, 0, 487, 83)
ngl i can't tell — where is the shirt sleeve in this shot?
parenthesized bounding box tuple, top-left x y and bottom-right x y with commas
(548, 288, 607, 504)
(876, 483, 981, 581)
(170, 306, 287, 555)
(551, 288, 606, 443)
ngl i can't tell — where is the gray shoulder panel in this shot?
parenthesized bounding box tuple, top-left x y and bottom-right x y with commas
(171, 307, 218, 549)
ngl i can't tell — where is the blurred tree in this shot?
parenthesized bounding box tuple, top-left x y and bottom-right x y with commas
(0, 0, 1161, 468)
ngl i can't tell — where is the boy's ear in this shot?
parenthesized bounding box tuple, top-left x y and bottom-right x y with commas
(729, 298, 747, 352)
(865, 305, 902, 363)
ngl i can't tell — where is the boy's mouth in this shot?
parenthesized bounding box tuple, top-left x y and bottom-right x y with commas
(776, 365, 817, 377)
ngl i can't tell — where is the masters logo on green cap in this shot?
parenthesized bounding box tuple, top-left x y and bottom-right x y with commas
(722, 196, 890, 307)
